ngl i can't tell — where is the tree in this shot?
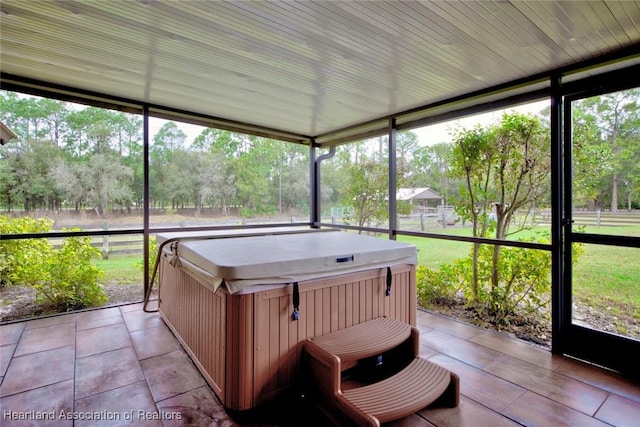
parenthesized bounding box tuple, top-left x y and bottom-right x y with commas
(191, 128, 236, 155)
(0, 92, 69, 143)
(450, 112, 549, 302)
(65, 107, 116, 156)
(1, 139, 64, 211)
(571, 103, 614, 209)
(52, 153, 134, 217)
(274, 142, 309, 213)
(149, 122, 187, 208)
(450, 125, 496, 299)
(162, 148, 197, 210)
(576, 89, 640, 211)
(233, 137, 278, 215)
(317, 147, 349, 210)
(195, 150, 236, 215)
(407, 142, 453, 201)
(341, 155, 388, 231)
(38, 98, 70, 147)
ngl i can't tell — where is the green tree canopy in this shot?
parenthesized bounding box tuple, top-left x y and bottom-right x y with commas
(450, 112, 549, 301)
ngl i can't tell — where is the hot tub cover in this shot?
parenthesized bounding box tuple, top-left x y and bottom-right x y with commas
(156, 226, 334, 245)
(159, 231, 416, 294)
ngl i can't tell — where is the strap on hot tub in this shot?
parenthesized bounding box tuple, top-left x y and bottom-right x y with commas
(386, 266, 392, 296)
(291, 282, 300, 320)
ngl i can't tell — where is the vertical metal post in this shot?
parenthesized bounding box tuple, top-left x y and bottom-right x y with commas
(311, 141, 336, 228)
(143, 106, 150, 298)
(309, 140, 318, 227)
(550, 74, 565, 354)
(388, 118, 397, 240)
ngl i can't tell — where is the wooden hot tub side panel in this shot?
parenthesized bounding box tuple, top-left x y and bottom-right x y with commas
(225, 292, 255, 411)
(251, 265, 416, 406)
(159, 257, 416, 411)
(393, 264, 417, 326)
(158, 257, 226, 400)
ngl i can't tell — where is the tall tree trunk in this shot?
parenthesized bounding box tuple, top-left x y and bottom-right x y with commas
(491, 245, 500, 294)
(491, 207, 508, 301)
(472, 242, 480, 304)
(612, 173, 619, 213)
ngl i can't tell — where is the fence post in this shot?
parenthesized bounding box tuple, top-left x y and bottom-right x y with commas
(102, 222, 109, 260)
(596, 209, 601, 226)
(420, 212, 425, 231)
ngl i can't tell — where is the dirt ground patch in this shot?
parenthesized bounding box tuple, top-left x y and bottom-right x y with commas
(423, 299, 552, 348)
(0, 282, 156, 323)
(424, 297, 640, 349)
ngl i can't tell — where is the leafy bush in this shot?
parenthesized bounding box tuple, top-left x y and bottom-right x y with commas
(416, 263, 463, 306)
(475, 242, 552, 320)
(397, 201, 413, 216)
(136, 236, 158, 284)
(36, 234, 106, 310)
(417, 233, 581, 325)
(0, 216, 53, 287)
(0, 216, 107, 310)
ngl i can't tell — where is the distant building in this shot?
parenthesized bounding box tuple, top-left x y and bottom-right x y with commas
(396, 188, 442, 208)
(0, 122, 17, 145)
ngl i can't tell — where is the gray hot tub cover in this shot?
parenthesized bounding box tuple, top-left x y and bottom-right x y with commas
(160, 231, 417, 294)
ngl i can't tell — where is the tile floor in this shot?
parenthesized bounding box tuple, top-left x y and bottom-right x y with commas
(0, 303, 231, 427)
(1, 303, 639, 426)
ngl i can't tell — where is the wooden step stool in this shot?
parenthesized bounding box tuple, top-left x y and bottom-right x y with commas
(303, 317, 459, 427)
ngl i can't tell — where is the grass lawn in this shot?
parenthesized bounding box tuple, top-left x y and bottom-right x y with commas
(568, 226, 640, 317)
(572, 244, 640, 318)
(398, 226, 640, 321)
(94, 255, 142, 285)
(397, 226, 552, 268)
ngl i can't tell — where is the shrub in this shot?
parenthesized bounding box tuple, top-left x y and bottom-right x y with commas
(474, 241, 552, 321)
(0, 216, 107, 310)
(136, 236, 158, 285)
(397, 201, 412, 216)
(417, 233, 581, 325)
(0, 216, 54, 287)
(416, 263, 463, 306)
(35, 234, 106, 310)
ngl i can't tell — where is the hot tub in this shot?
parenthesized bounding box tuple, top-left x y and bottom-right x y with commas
(157, 229, 417, 410)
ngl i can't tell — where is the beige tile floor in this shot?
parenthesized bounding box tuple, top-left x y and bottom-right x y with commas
(0, 304, 236, 427)
(1, 303, 639, 426)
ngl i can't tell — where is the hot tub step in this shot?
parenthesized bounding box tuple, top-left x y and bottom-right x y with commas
(303, 317, 460, 426)
(339, 357, 458, 426)
(307, 316, 412, 364)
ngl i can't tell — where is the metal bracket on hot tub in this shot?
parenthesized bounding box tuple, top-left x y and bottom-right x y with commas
(144, 237, 181, 313)
(144, 236, 206, 312)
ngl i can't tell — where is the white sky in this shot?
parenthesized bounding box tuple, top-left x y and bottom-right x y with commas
(411, 99, 549, 146)
(150, 99, 549, 148)
(12, 91, 547, 148)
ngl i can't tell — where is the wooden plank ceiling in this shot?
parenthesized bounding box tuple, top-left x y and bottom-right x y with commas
(1, 1, 639, 145)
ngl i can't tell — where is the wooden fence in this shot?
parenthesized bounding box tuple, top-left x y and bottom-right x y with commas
(398, 209, 640, 232)
(534, 209, 640, 227)
(40, 209, 640, 258)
